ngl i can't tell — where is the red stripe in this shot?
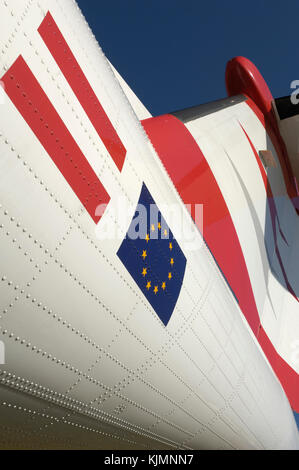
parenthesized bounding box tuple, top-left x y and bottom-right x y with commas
(1, 55, 110, 224)
(38, 11, 126, 172)
(259, 326, 299, 413)
(142, 114, 261, 335)
(142, 113, 299, 412)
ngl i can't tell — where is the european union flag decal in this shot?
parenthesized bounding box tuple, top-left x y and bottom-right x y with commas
(117, 183, 186, 326)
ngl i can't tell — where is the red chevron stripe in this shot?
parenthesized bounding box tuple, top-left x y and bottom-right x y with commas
(38, 11, 126, 172)
(1, 55, 110, 223)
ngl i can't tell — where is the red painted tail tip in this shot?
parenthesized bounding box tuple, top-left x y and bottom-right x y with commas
(225, 56, 273, 118)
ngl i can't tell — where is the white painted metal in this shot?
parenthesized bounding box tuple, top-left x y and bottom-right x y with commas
(185, 100, 299, 384)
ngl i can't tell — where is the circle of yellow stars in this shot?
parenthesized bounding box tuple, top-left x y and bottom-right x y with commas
(141, 223, 174, 295)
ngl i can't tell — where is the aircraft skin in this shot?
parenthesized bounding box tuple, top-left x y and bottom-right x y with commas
(0, 0, 298, 450)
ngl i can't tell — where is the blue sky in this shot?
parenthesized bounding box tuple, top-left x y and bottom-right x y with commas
(77, 0, 299, 429)
(77, 0, 299, 116)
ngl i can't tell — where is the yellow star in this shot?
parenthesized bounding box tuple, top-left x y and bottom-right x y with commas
(145, 233, 150, 243)
(153, 286, 158, 295)
(142, 267, 147, 277)
(158, 222, 161, 230)
(161, 282, 166, 290)
(163, 229, 168, 237)
(151, 224, 155, 232)
(170, 258, 174, 266)
(146, 281, 151, 290)
(142, 250, 147, 260)
(169, 242, 173, 250)
(168, 272, 172, 280)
